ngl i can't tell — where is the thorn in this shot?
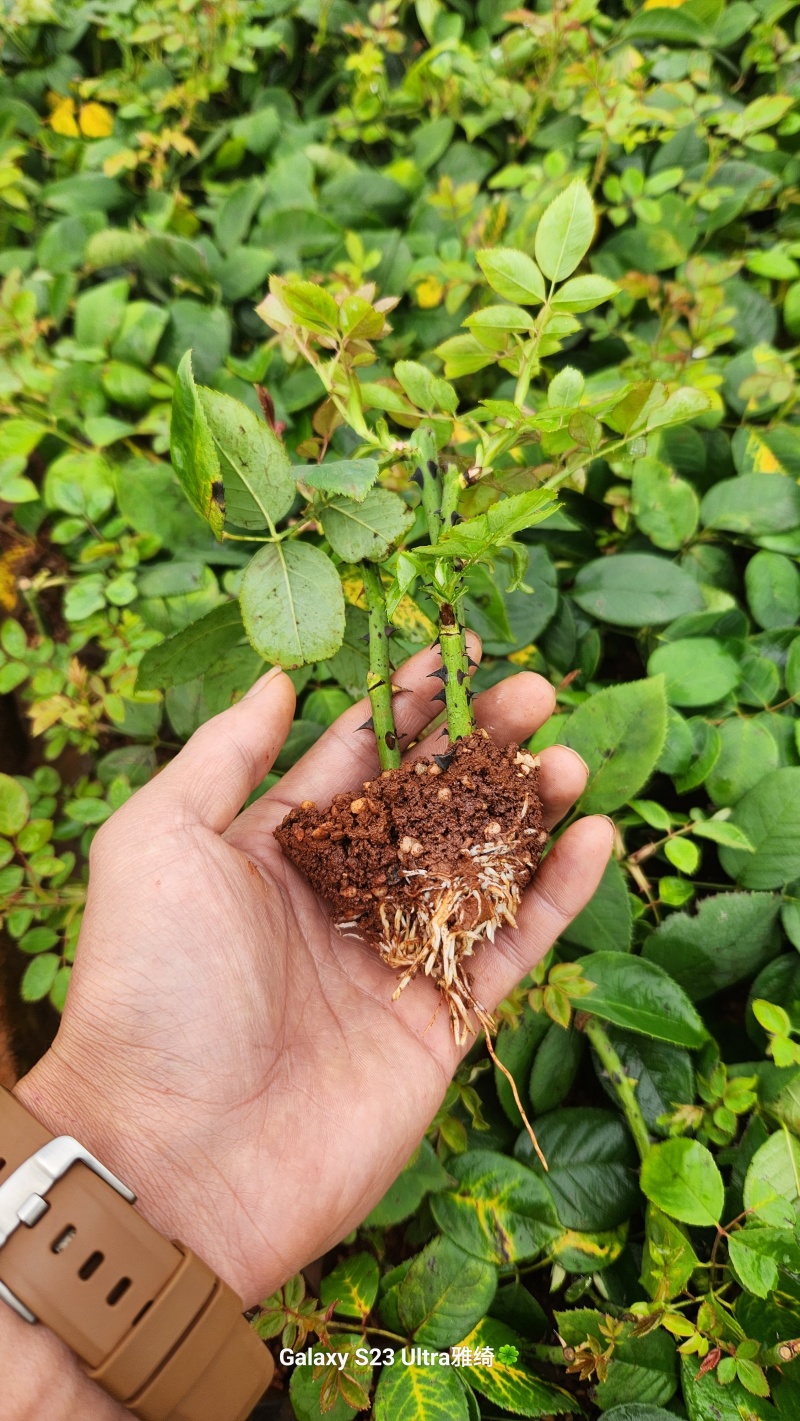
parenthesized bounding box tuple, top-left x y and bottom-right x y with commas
(450, 511, 463, 524)
(385, 732, 397, 750)
(434, 751, 455, 771)
(356, 717, 374, 731)
(438, 725, 449, 738)
(427, 667, 448, 682)
(467, 656, 478, 669)
(370, 678, 387, 690)
(456, 669, 466, 684)
(426, 459, 439, 480)
(384, 625, 397, 637)
(411, 466, 424, 487)
(360, 633, 370, 643)
(430, 688, 447, 704)
(430, 639, 440, 651)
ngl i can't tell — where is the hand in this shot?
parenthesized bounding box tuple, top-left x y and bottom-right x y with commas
(17, 641, 613, 1308)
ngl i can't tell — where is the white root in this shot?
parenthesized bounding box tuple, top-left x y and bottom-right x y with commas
(335, 831, 538, 1047)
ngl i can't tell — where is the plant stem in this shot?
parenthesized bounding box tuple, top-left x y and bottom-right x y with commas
(528, 1343, 575, 1366)
(410, 425, 443, 545)
(583, 1017, 651, 1161)
(361, 562, 401, 772)
(439, 600, 474, 743)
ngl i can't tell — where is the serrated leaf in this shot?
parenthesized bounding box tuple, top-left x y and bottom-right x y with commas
(574, 952, 709, 1048)
(321, 489, 414, 563)
(561, 677, 668, 813)
(430, 1150, 558, 1265)
(137, 602, 245, 691)
(535, 180, 595, 282)
(297, 459, 379, 503)
(240, 541, 345, 668)
(641, 1139, 724, 1226)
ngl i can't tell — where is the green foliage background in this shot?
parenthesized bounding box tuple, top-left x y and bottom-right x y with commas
(2, 0, 800, 1417)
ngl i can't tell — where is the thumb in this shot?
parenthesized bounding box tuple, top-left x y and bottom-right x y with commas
(136, 666, 296, 833)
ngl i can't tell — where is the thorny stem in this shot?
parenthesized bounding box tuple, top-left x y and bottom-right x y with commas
(361, 562, 401, 772)
(583, 1017, 652, 1162)
(410, 425, 443, 545)
(439, 601, 474, 743)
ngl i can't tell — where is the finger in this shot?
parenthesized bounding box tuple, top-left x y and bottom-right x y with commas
(126, 667, 297, 833)
(240, 633, 482, 825)
(469, 816, 615, 1014)
(537, 745, 589, 830)
(408, 670, 556, 764)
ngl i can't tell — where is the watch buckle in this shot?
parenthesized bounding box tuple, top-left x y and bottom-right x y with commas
(0, 1136, 136, 1324)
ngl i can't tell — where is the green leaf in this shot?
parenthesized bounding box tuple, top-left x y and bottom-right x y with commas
(43, 451, 115, 522)
(459, 1318, 576, 1417)
(364, 1139, 451, 1227)
(321, 489, 414, 563)
(744, 1128, 800, 1226)
(561, 677, 668, 813)
(706, 717, 780, 807)
(198, 387, 295, 529)
(298, 459, 380, 503)
(418, 489, 558, 564)
(561, 857, 633, 953)
(719, 768, 800, 888)
(320, 1252, 379, 1319)
(21, 952, 60, 1002)
(631, 458, 699, 551)
(728, 1225, 796, 1298)
(494, 1006, 550, 1126)
(514, 1107, 639, 1231)
(137, 603, 245, 691)
(475, 248, 546, 304)
(430, 1150, 559, 1264)
(573, 554, 704, 626)
(641, 1138, 724, 1227)
(534, 180, 595, 283)
(643, 892, 779, 1001)
(746, 551, 800, 630)
(169, 352, 225, 539)
(551, 274, 618, 313)
(641, 1203, 699, 1302)
(700, 475, 800, 537)
(647, 637, 740, 708)
(290, 1333, 373, 1421)
(373, 1359, 470, 1421)
(397, 1236, 497, 1348)
(529, 1024, 584, 1115)
(240, 541, 345, 668)
(0, 773, 29, 836)
(281, 278, 339, 333)
(395, 361, 458, 415)
(574, 952, 709, 1048)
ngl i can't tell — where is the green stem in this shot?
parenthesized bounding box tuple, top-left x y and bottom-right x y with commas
(583, 1018, 651, 1161)
(439, 462, 461, 531)
(410, 425, 443, 545)
(439, 601, 474, 743)
(361, 562, 401, 771)
(759, 1337, 800, 1368)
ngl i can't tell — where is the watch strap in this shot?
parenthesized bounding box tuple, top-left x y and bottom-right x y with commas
(0, 1086, 273, 1421)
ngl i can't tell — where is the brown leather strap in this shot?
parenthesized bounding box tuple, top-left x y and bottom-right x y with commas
(0, 1087, 273, 1420)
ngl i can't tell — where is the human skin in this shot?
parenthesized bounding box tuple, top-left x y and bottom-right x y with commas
(6, 640, 613, 1418)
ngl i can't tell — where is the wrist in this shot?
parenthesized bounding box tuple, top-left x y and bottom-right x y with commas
(12, 1044, 259, 1306)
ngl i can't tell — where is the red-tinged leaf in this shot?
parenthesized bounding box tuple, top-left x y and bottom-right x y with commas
(697, 1346, 721, 1377)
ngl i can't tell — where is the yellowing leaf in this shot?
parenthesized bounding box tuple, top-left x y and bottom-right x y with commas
(416, 276, 444, 309)
(79, 102, 114, 138)
(509, 643, 540, 668)
(392, 595, 436, 641)
(49, 97, 79, 138)
(103, 149, 138, 177)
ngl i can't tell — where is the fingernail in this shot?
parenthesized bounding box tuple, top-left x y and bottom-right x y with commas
(599, 815, 616, 843)
(561, 745, 590, 775)
(243, 664, 284, 699)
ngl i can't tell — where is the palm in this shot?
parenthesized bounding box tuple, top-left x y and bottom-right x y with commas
(40, 642, 612, 1307)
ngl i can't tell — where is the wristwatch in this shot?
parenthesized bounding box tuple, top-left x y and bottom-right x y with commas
(0, 1086, 274, 1420)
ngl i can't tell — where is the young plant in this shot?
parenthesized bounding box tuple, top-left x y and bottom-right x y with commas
(161, 182, 706, 1065)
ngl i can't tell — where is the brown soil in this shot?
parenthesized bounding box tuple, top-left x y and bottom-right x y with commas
(275, 730, 546, 1042)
